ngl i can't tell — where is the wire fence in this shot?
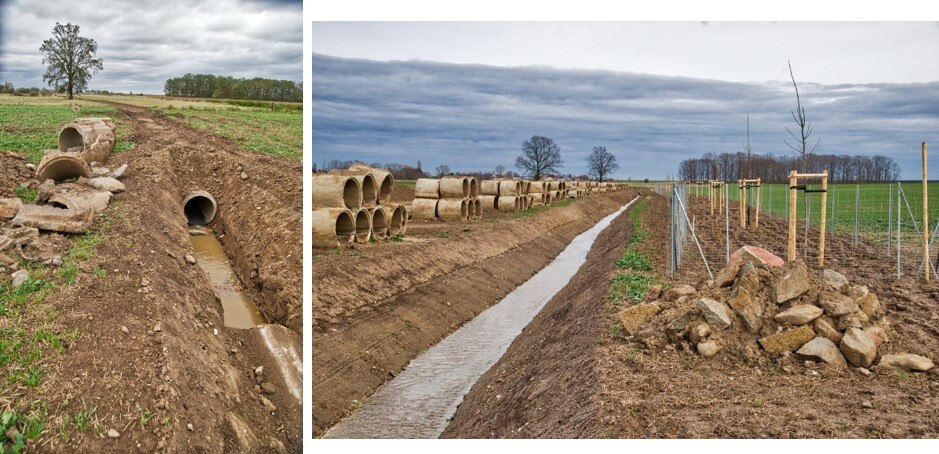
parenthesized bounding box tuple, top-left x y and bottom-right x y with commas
(669, 180, 939, 280)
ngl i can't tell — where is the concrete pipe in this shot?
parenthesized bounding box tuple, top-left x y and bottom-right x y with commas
(523, 180, 532, 195)
(468, 177, 479, 198)
(480, 180, 500, 196)
(440, 177, 469, 198)
(312, 208, 355, 248)
(530, 192, 544, 206)
(497, 180, 517, 197)
(473, 198, 481, 219)
(526, 195, 534, 209)
(543, 192, 552, 205)
(370, 206, 388, 239)
(353, 208, 371, 243)
(568, 190, 578, 199)
(58, 117, 116, 164)
(183, 191, 218, 226)
(478, 195, 498, 211)
(437, 198, 467, 221)
(313, 174, 362, 210)
(497, 196, 516, 212)
(384, 203, 408, 235)
(411, 198, 438, 220)
(530, 181, 545, 193)
(349, 163, 394, 203)
(554, 190, 562, 201)
(36, 152, 91, 182)
(415, 178, 440, 199)
(329, 170, 377, 209)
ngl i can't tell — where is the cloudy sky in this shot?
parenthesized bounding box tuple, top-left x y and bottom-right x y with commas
(0, 0, 301, 93)
(312, 22, 939, 179)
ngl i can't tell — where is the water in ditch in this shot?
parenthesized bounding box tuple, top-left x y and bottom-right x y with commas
(323, 195, 640, 438)
(190, 227, 267, 329)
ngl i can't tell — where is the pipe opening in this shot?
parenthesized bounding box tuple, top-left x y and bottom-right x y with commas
(58, 127, 84, 152)
(388, 206, 405, 235)
(341, 178, 360, 210)
(376, 175, 393, 202)
(359, 174, 377, 207)
(353, 209, 371, 242)
(335, 210, 355, 242)
(371, 208, 387, 239)
(184, 191, 217, 226)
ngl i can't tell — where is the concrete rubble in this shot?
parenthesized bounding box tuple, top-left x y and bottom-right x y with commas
(618, 245, 935, 375)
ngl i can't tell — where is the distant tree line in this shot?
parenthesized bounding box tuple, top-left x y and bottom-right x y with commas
(163, 73, 301, 102)
(677, 152, 900, 184)
(0, 82, 53, 97)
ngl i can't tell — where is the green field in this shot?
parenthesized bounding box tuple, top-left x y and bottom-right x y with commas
(0, 95, 135, 164)
(692, 182, 939, 237)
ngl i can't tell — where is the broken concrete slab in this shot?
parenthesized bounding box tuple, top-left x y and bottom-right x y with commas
(773, 261, 810, 304)
(618, 302, 662, 335)
(110, 163, 128, 179)
(87, 177, 125, 193)
(878, 353, 934, 372)
(796, 337, 847, 368)
(48, 190, 112, 214)
(840, 327, 877, 368)
(0, 198, 22, 220)
(759, 325, 815, 356)
(11, 204, 94, 233)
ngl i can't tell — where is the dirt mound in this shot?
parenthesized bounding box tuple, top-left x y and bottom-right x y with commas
(0, 151, 32, 198)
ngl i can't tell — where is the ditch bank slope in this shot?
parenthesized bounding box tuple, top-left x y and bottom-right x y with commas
(440, 192, 639, 438)
(313, 189, 638, 436)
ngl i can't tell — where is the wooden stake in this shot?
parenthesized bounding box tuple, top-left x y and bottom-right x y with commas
(788, 171, 797, 261)
(819, 170, 828, 267)
(924, 142, 930, 282)
(755, 178, 762, 228)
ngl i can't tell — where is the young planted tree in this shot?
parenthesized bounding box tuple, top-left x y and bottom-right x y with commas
(586, 146, 619, 182)
(784, 61, 820, 173)
(743, 114, 753, 178)
(516, 135, 562, 180)
(40, 23, 103, 100)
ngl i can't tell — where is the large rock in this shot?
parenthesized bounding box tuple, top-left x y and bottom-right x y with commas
(714, 246, 784, 287)
(774, 304, 823, 325)
(847, 285, 869, 299)
(618, 302, 662, 335)
(839, 327, 877, 368)
(813, 317, 842, 343)
(822, 269, 849, 290)
(836, 311, 868, 331)
(856, 293, 882, 318)
(878, 353, 934, 372)
(818, 292, 860, 317)
(697, 298, 733, 329)
(759, 325, 815, 356)
(664, 284, 696, 301)
(696, 341, 721, 357)
(12, 269, 30, 288)
(773, 262, 810, 303)
(689, 323, 711, 344)
(0, 198, 22, 220)
(863, 326, 887, 347)
(796, 337, 847, 368)
(665, 310, 695, 338)
(726, 265, 764, 332)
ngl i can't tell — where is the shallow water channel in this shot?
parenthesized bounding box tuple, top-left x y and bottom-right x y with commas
(190, 228, 266, 329)
(323, 195, 640, 438)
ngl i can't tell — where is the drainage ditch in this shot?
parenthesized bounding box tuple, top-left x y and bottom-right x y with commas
(323, 195, 641, 438)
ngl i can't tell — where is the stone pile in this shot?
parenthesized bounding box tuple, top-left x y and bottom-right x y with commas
(618, 245, 935, 374)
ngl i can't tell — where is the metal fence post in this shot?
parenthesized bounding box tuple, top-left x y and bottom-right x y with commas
(854, 184, 860, 245)
(888, 183, 893, 254)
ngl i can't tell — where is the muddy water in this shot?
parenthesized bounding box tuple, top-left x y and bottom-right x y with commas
(190, 228, 266, 329)
(323, 195, 641, 438)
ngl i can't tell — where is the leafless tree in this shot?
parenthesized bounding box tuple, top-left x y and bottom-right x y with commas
(516, 135, 562, 180)
(493, 164, 506, 176)
(586, 146, 619, 182)
(434, 164, 451, 177)
(784, 61, 821, 172)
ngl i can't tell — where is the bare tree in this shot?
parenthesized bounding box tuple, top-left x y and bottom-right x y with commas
(40, 22, 103, 100)
(784, 61, 820, 172)
(586, 146, 618, 182)
(516, 135, 562, 180)
(493, 164, 506, 176)
(434, 164, 451, 177)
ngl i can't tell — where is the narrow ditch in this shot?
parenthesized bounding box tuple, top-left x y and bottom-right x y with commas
(322, 195, 641, 438)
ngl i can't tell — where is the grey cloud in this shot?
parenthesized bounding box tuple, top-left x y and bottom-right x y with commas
(0, 0, 300, 93)
(312, 53, 938, 180)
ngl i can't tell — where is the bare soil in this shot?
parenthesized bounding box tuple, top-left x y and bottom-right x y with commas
(312, 189, 639, 436)
(443, 192, 939, 438)
(9, 103, 302, 451)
